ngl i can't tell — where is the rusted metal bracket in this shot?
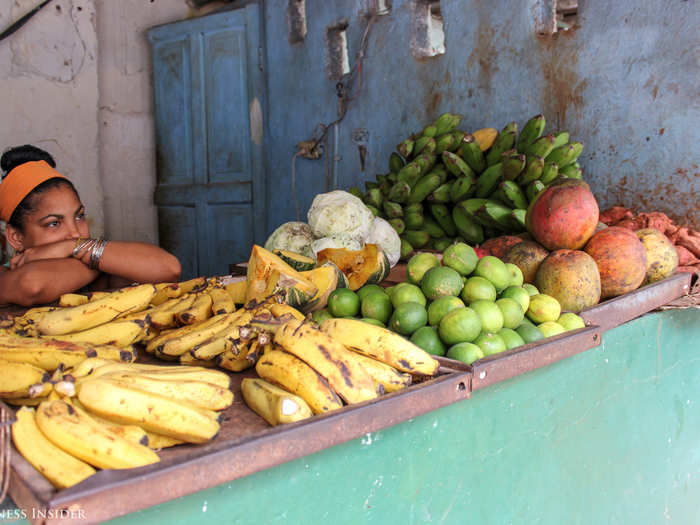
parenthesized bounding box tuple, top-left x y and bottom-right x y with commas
(580, 273, 691, 331)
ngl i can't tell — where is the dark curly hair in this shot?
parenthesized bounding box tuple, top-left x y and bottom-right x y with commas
(1, 145, 79, 231)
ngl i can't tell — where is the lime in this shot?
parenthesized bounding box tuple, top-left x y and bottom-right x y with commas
(311, 308, 333, 325)
(446, 342, 484, 365)
(474, 256, 511, 292)
(516, 322, 544, 343)
(442, 242, 478, 276)
(421, 266, 464, 300)
(357, 284, 386, 301)
(495, 298, 524, 329)
(361, 291, 393, 324)
(461, 276, 497, 303)
(497, 327, 525, 350)
(406, 252, 441, 285)
(427, 295, 465, 326)
(557, 312, 586, 331)
(410, 326, 446, 356)
(538, 321, 566, 338)
(474, 332, 507, 356)
(522, 283, 539, 296)
(391, 283, 427, 308)
(327, 288, 360, 318)
(526, 294, 561, 324)
(438, 307, 482, 345)
(389, 302, 428, 335)
(384, 285, 396, 299)
(499, 285, 530, 313)
(469, 299, 504, 334)
(361, 317, 385, 327)
(505, 263, 524, 287)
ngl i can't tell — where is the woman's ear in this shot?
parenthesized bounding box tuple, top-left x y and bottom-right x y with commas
(5, 225, 25, 252)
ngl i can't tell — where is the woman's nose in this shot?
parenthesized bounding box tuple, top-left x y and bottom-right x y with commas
(65, 221, 81, 239)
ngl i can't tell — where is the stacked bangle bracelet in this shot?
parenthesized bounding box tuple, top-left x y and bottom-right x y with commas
(72, 237, 108, 270)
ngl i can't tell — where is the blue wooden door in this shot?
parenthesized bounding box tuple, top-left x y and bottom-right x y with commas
(148, 5, 266, 279)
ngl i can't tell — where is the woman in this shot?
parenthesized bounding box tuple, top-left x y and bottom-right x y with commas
(0, 145, 181, 306)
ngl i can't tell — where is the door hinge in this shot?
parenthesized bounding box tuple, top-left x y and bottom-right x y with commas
(258, 46, 263, 72)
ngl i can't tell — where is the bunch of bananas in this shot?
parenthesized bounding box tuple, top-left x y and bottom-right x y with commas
(243, 316, 439, 426)
(350, 113, 584, 258)
(8, 358, 233, 490)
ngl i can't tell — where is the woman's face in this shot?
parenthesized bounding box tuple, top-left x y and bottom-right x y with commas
(7, 185, 90, 250)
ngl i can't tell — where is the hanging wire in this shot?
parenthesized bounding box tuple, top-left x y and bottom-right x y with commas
(290, 12, 377, 216)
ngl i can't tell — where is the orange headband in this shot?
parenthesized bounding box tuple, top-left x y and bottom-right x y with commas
(0, 160, 67, 223)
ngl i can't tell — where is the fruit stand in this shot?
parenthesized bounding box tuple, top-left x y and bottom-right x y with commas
(0, 271, 695, 524)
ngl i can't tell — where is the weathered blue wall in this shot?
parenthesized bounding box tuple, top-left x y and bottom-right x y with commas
(262, 0, 699, 232)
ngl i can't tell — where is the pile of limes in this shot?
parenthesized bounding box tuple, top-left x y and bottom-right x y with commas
(312, 241, 586, 366)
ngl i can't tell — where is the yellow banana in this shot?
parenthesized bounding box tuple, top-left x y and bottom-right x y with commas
(35, 400, 160, 469)
(69, 398, 149, 446)
(178, 352, 218, 368)
(98, 372, 234, 411)
(151, 277, 207, 306)
(145, 431, 184, 449)
(0, 359, 50, 398)
(37, 284, 156, 336)
(217, 347, 254, 372)
(45, 319, 145, 347)
(158, 311, 251, 357)
(145, 312, 231, 353)
(255, 349, 343, 414)
(320, 318, 439, 376)
(269, 303, 306, 321)
(4, 395, 48, 406)
(274, 319, 381, 404)
(0, 335, 136, 370)
(175, 293, 213, 325)
(190, 333, 237, 361)
(76, 378, 221, 443)
(69, 358, 231, 389)
(241, 378, 313, 426)
(12, 406, 97, 489)
(59, 293, 89, 307)
(208, 287, 235, 315)
(350, 351, 412, 393)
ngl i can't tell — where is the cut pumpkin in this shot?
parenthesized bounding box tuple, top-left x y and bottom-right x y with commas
(300, 262, 349, 312)
(246, 245, 318, 308)
(316, 244, 390, 291)
(224, 280, 247, 304)
(272, 250, 316, 272)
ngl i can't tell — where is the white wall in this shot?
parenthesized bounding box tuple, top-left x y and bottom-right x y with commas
(0, 0, 101, 234)
(0, 0, 224, 246)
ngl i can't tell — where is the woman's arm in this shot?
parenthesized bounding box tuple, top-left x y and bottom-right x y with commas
(14, 239, 182, 286)
(84, 241, 181, 284)
(0, 259, 99, 306)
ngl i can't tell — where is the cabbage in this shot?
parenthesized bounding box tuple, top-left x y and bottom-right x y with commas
(310, 234, 363, 258)
(307, 190, 374, 241)
(365, 217, 401, 267)
(263, 221, 315, 257)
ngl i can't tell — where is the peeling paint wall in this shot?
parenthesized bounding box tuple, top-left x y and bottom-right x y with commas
(262, 0, 699, 230)
(0, 0, 102, 233)
(95, 0, 191, 243)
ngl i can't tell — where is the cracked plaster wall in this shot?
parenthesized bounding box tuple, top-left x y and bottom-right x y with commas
(0, 0, 102, 234)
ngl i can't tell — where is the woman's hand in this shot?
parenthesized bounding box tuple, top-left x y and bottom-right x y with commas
(9, 239, 77, 269)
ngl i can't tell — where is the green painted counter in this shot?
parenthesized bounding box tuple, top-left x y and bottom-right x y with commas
(3, 308, 699, 524)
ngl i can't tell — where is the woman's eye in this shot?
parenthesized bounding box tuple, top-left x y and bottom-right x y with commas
(47, 220, 60, 228)
(76, 212, 86, 221)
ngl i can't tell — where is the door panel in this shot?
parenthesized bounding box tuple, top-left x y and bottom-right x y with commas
(152, 37, 193, 184)
(148, 5, 265, 279)
(157, 206, 197, 281)
(203, 204, 254, 278)
(204, 28, 250, 183)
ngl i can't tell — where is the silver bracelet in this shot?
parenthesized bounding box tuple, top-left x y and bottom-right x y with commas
(72, 238, 97, 258)
(89, 238, 108, 270)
